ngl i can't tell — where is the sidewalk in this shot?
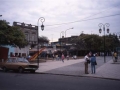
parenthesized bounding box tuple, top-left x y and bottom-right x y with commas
(85, 59, 120, 80)
(36, 57, 120, 80)
(36, 59, 84, 72)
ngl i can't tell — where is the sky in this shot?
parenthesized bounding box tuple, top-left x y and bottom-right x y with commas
(0, 0, 120, 42)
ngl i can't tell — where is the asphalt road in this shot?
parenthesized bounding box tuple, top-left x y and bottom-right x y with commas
(0, 71, 120, 90)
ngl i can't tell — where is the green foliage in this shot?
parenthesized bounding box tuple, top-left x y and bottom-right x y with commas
(105, 34, 120, 51)
(79, 34, 102, 51)
(38, 36, 49, 45)
(0, 20, 28, 48)
(69, 33, 120, 51)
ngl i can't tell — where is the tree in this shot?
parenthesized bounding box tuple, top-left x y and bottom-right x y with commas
(0, 20, 28, 48)
(105, 34, 120, 51)
(83, 34, 102, 51)
(69, 34, 86, 50)
(38, 36, 49, 46)
(69, 34, 101, 51)
(66, 32, 120, 56)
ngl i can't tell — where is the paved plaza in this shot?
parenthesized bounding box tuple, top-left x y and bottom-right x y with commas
(36, 56, 120, 80)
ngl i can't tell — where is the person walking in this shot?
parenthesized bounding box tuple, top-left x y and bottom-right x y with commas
(113, 51, 117, 62)
(55, 54, 58, 60)
(58, 54, 60, 60)
(66, 54, 69, 60)
(90, 54, 97, 74)
(52, 54, 55, 60)
(61, 54, 65, 63)
(84, 53, 90, 74)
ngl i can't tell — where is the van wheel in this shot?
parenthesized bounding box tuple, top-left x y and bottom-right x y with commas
(19, 67, 24, 73)
(3, 67, 7, 72)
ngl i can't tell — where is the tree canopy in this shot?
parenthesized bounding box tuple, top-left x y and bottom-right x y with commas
(69, 33, 120, 52)
(0, 20, 28, 48)
(38, 36, 49, 45)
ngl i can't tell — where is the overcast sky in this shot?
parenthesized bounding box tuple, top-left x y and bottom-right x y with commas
(0, 0, 120, 42)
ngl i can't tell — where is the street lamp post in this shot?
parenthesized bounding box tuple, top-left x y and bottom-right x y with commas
(59, 27, 74, 52)
(65, 27, 74, 38)
(37, 17, 45, 67)
(60, 31, 64, 38)
(60, 31, 64, 51)
(65, 27, 74, 45)
(98, 23, 110, 63)
(65, 27, 74, 56)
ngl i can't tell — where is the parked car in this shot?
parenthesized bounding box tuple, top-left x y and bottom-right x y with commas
(0, 57, 38, 73)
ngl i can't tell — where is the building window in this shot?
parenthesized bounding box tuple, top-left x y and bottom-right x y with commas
(25, 33, 29, 41)
(32, 35, 35, 41)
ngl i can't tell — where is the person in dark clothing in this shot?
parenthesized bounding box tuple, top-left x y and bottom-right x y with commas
(90, 54, 97, 74)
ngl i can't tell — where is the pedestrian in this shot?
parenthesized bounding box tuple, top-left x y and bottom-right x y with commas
(61, 54, 65, 63)
(84, 53, 90, 74)
(52, 54, 55, 60)
(90, 54, 97, 74)
(66, 55, 69, 60)
(58, 54, 61, 60)
(56, 54, 58, 60)
(113, 52, 117, 62)
(89, 52, 92, 57)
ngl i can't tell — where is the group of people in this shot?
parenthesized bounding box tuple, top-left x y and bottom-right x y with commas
(53, 54, 66, 63)
(84, 52, 97, 74)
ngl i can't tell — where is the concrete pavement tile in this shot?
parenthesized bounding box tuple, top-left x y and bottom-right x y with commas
(36, 59, 84, 72)
(85, 60, 120, 80)
(36, 57, 120, 80)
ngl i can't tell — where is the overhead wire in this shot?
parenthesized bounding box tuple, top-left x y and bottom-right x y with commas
(46, 5, 119, 27)
(47, 7, 115, 27)
(41, 6, 120, 33)
(45, 13, 120, 27)
(40, 6, 116, 30)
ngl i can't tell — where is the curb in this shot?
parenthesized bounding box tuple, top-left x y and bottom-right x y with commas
(1, 68, 120, 81)
(35, 72, 120, 81)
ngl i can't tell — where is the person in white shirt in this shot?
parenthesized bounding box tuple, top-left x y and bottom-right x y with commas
(84, 53, 90, 74)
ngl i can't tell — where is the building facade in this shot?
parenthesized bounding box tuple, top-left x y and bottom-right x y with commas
(12, 22, 38, 57)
